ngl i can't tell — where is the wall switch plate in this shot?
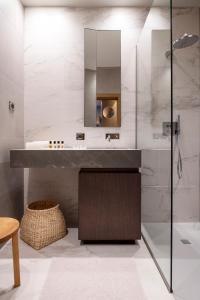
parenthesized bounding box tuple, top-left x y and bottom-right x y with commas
(76, 133, 85, 140)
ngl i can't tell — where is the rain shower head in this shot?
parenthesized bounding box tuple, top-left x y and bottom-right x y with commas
(165, 33, 199, 58)
(173, 33, 199, 49)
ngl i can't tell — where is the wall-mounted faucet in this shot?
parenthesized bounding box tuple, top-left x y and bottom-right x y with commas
(106, 134, 111, 142)
(105, 133, 120, 142)
(76, 133, 85, 140)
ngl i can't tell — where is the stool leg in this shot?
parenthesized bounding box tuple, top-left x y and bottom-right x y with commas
(12, 230, 20, 287)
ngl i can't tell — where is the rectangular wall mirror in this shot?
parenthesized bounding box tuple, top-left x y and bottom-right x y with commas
(84, 29, 121, 127)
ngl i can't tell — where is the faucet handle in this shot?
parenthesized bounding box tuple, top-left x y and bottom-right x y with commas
(105, 133, 120, 141)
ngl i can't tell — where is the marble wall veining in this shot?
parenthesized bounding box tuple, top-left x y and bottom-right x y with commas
(0, 0, 24, 221)
(138, 7, 200, 223)
(137, 7, 172, 224)
(24, 7, 149, 149)
(24, 7, 149, 226)
(173, 8, 200, 222)
(137, 7, 171, 150)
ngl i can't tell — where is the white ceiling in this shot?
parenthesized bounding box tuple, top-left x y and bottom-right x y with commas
(21, 0, 200, 7)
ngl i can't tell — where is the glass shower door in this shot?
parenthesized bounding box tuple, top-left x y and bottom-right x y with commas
(172, 1, 200, 299)
(137, 0, 173, 291)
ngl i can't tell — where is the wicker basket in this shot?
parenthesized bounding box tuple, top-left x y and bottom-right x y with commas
(20, 200, 67, 250)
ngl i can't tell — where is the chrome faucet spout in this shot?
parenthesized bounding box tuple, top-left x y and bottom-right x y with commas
(106, 134, 111, 142)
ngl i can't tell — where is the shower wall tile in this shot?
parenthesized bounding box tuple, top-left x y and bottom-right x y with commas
(173, 8, 200, 222)
(142, 186, 171, 223)
(173, 8, 200, 111)
(142, 149, 171, 187)
(139, 8, 200, 223)
(0, 0, 24, 222)
(141, 150, 171, 223)
(137, 7, 171, 150)
(142, 148, 200, 223)
(173, 187, 199, 222)
(137, 8, 172, 224)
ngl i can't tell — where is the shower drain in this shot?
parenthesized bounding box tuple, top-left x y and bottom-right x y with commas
(181, 239, 191, 245)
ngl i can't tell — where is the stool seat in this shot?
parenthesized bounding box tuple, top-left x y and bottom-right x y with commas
(0, 217, 20, 287)
(0, 218, 19, 242)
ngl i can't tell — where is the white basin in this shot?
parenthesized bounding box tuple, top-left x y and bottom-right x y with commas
(25, 142, 136, 151)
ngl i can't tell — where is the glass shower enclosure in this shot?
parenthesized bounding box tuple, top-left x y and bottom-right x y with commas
(137, 0, 173, 292)
(172, 1, 200, 300)
(137, 1, 200, 298)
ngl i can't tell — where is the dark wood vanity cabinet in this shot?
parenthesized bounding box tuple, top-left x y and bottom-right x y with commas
(78, 169, 141, 241)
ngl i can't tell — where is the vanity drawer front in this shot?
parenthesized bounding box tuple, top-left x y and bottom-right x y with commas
(78, 169, 141, 241)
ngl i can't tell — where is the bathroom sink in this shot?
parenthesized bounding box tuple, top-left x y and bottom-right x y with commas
(25, 141, 136, 151)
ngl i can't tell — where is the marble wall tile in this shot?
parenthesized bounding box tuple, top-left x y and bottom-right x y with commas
(23, 7, 149, 226)
(138, 8, 200, 223)
(141, 149, 171, 223)
(24, 7, 149, 148)
(137, 7, 171, 150)
(173, 8, 200, 111)
(27, 168, 79, 227)
(0, 74, 24, 163)
(142, 149, 171, 187)
(0, 0, 24, 162)
(0, 0, 24, 223)
(0, 0, 24, 39)
(0, 162, 23, 219)
(142, 186, 171, 223)
(0, 9, 24, 87)
(173, 187, 199, 222)
(172, 8, 200, 222)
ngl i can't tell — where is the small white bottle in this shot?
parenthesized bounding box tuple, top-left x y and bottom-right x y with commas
(49, 141, 53, 149)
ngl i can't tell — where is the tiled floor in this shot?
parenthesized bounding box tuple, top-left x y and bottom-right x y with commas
(0, 229, 175, 300)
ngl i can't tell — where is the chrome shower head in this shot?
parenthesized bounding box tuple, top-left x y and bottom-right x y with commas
(165, 33, 199, 58)
(173, 33, 199, 49)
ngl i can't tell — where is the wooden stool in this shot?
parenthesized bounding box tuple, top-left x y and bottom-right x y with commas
(0, 218, 20, 287)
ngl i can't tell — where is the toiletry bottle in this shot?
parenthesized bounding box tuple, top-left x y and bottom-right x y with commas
(57, 141, 60, 149)
(49, 141, 52, 149)
(61, 141, 64, 149)
(53, 141, 56, 149)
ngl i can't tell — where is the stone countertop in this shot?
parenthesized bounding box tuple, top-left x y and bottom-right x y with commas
(10, 149, 141, 169)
